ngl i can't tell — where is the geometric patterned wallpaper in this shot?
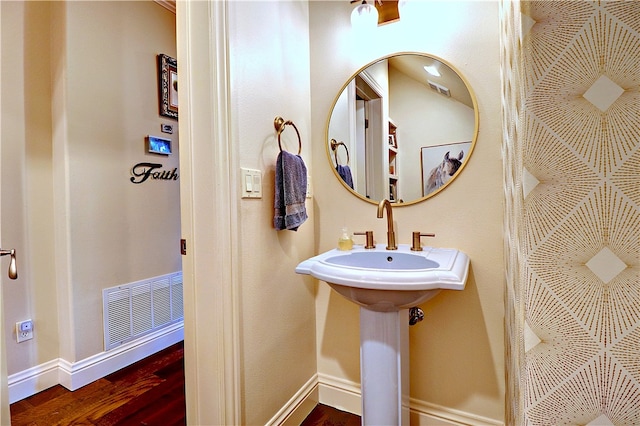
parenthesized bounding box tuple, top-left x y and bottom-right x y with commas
(503, 1, 640, 424)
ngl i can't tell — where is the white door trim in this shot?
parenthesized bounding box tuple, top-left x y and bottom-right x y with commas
(177, 1, 241, 424)
(0, 1, 12, 421)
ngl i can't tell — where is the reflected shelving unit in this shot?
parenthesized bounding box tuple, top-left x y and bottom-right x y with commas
(388, 119, 399, 202)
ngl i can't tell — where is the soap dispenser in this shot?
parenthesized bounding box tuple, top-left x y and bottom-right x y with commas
(337, 227, 354, 251)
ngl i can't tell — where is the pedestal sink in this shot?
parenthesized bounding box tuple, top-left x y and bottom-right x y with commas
(296, 244, 469, 425)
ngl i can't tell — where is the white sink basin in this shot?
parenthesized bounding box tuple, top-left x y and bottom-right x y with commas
(296, 244, 469, 311)
(296, 243, 470, 424)
(325, 251, 439, 270)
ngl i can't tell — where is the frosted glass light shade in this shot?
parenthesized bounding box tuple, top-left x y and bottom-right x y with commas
(398, 0, 423, 25)
(397, 0, 413, 18)
(351, 2, 378, 30)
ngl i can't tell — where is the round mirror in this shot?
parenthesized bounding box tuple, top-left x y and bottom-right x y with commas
(326, 52, 478, 206)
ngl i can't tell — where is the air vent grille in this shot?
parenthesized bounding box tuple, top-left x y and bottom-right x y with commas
(427, 80, 451, 97)
(103, 272, 183, 350)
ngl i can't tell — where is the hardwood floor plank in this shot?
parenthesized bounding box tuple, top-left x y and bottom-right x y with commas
(7, 399, 33, 417)
(96, 366, 185, 426)
(301, 403, 361, 426)
(11, 379, 116, 426)
(111, 386, 185, 426)
(58, 376, 166, 425)
(17, 385, 68, 410)
(153, 357, 185, 380)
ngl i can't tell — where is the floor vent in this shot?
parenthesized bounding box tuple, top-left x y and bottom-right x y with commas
(103, 272, 183, 350)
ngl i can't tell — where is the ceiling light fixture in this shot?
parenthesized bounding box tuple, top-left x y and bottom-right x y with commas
(350, 0, 379, 30)
(424, 65, 441, 77)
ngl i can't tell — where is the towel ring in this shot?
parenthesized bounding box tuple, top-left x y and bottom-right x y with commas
(274, 116, 302, 155)
(330, 139, 350, 166)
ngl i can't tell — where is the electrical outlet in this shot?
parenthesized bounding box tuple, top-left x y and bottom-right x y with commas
(16, 320, 33, 343)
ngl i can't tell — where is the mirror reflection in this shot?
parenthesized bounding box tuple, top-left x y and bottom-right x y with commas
(327, 53, 478, 205)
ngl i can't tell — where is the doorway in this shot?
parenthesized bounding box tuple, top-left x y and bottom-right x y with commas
(355, 75, 385, 201)
(0, 0, 183, 418)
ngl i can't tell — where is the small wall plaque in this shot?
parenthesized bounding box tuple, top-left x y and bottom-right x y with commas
(147, 135, 172, 155)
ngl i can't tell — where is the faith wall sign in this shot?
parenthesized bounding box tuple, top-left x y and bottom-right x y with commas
(130, 163, 179, 184)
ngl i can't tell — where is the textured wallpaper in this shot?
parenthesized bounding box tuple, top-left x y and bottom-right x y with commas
(504, 1, 640, 424)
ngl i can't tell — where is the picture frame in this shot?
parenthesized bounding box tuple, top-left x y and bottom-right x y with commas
(388, 134, 397, 148)
(157, 54, 178, 120)
(421, 141, 471, 196)
(147, 135, 172, 155)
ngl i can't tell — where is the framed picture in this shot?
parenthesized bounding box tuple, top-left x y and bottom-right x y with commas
(388, 134, 397, 148)
(421, 141, 471, 196)
(158, 54, 178, 120)
(147, 135, 172, 155)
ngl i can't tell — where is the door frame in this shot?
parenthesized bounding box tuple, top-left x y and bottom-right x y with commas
(0, 1, 12, 421)
(177, 1, 241, 424)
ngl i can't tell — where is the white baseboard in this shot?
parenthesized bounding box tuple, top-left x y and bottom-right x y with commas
(409, 398, 504, 426)
(317, 373, 362, 415)
(266, 374, 318, 426)
(8, 321, 184, 403)
(7, 359, 60, 405)
(315, 373, 503, 426)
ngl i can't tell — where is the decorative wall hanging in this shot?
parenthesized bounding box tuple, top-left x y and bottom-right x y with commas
(130, 163, 179, 184)
(147, 135, 172, 155)
(157, 53, 178, 120)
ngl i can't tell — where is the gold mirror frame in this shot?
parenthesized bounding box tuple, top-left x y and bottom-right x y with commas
(326, 52, 479, 206)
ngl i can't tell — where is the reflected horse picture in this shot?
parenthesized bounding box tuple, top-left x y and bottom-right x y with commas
(425, 150, 464, 194)
(421, 142, 471, 196)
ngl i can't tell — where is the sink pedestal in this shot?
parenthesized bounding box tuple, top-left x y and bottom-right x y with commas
(360, 307, 410, 425)
(295, 245, 470, 426)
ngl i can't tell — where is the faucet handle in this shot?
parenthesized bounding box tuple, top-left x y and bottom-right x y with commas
(410, 231, 435, 251)
(354, 231, 375, 249)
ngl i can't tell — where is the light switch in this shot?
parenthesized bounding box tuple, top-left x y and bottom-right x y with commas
(241, 168, 262, 199)
(252, 174, 262, 197)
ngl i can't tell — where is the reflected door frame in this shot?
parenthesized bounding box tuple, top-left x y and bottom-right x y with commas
(356, 71, 385, 201)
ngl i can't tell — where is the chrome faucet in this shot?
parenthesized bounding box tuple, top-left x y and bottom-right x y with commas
(377, 199, 397, 250)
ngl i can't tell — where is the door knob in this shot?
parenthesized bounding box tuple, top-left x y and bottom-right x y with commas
(0, 249, 17, 280)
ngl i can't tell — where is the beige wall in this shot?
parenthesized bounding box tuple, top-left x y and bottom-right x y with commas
(2, 0, 59, 374)
(309, 1, 504, 422)
(62, 1, 180, 361)
(1, 0, 179, 372)
(227, 1, 317, 424)
(506, 1, 640, 423)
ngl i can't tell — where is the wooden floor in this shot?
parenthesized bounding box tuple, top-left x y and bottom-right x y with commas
(10, 342, 186, 426)
(300, 404, 361, 426)
(10, 341, 359, 425)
